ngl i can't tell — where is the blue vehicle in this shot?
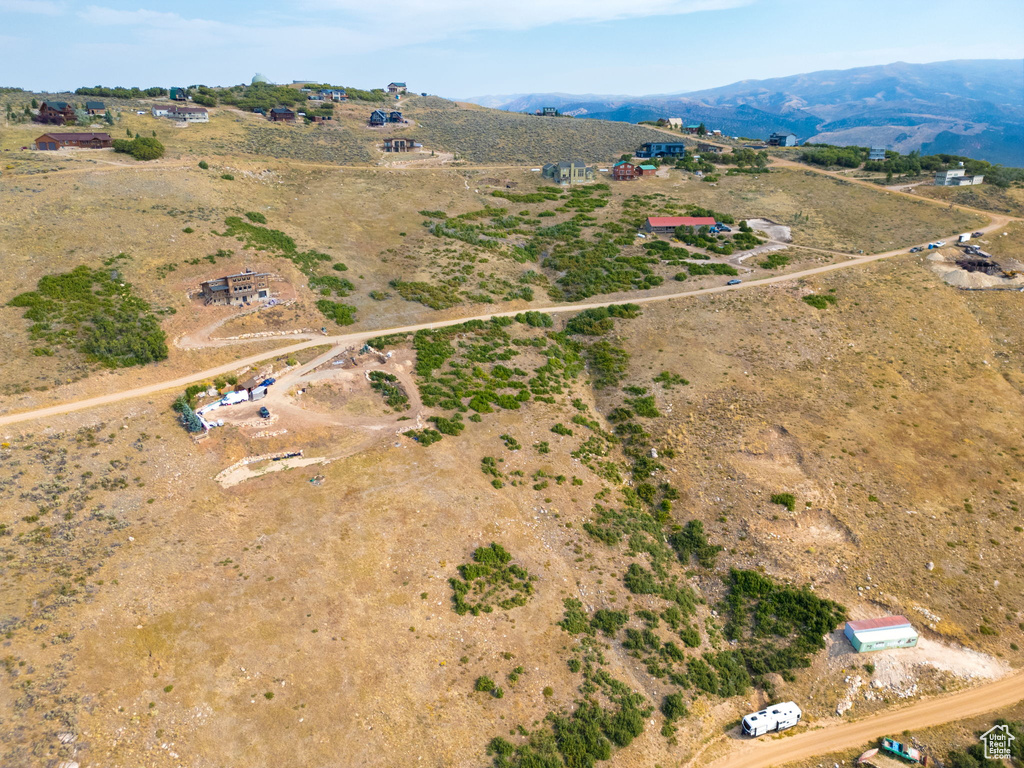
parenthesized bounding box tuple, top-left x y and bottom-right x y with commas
(259, 377, 276, 387)
(727, 279, 742, 285)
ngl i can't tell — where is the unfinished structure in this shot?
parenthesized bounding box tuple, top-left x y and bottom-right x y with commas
(199, 269, 272, 306)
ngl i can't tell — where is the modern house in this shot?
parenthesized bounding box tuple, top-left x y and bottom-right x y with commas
(387, 82, 407, 94)
(542, 160, 594, 184)
(167, 106, 209, 123)
(85, 101, 106, 116)
(696, 142, 723, 154)
(320, 89, 346, 101)
(637, 164, 657, 176)
(541, 107, 558, 117)
(844, 616, 918, 653)
(369, 109, 387, 126)
(935, 168, 984, 186)
(868, 147, 887, 161)
(383, 137, 421, 152)
(37, 101, 76, 124)
(768, 132, 798, 147)
(199, 269, 272, 306)
(169, 87, 187, 101)
(635, 141, 688, 158)
(684, 124, 702, 134)
(612, 161, 637, 181)
(643, 216, 716, 235)
(35, 132, 113, 150)
(388, 111, 405, 123)
(269, 107, 296, 123)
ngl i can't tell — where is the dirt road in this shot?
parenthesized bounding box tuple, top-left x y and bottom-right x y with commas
(0, 215, 1015, 429)
(702, 670, 1024, 768)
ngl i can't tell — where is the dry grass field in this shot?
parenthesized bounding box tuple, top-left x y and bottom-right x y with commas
(0, 101, 1021, 768)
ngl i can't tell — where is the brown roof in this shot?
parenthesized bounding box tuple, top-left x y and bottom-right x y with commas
(37, 133, 112, 141)
(846, 616, 911, 632)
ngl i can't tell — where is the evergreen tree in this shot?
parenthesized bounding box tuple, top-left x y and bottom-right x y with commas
(697, 123, 707, 136)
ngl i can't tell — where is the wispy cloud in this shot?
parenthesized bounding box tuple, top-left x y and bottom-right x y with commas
(0, 0, 64, 15)
(303, 0, 751, 31)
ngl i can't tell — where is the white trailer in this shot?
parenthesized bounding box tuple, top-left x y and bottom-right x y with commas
(741, 702, 802, 737)
(959, 233, 971, 243)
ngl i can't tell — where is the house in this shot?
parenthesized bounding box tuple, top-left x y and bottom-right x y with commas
(868, 147, 886, 161)
(637, 164, 657, 176)
(388, 111, 405, 123)
(383, 137, 421, 152)
(542, 160, 594, 184)
(844, 616, 918, 653)
(35, 132, 113, 150)
(935, 168, 984, 186)
(612, 161, 637, 181)
(85, 101, 106, 116)
(320, 89, 346, 102)
(167, 106, 209, 123)
(169, 87, 187, 101)
(199, 269, 272, 306)
(541, 107, 558, 117)
(307, 93, 324, 101)
(369, 109, 387, 126)
(151, 105, 170, 118)
(269, 107, 296, 123)
(643, 216, 716, 235)
(37, 101, 76, 124)
(635, 141, 688, 158)
(387, 82, 407, 95)
(684, 124, 701, 134)
(696, 142, 723, 154)
(666, 118, 682, 129)
(768, 132, 798, 147)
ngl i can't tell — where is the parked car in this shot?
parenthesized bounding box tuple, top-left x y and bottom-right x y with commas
(972, 231, 984, 237)
(258, 406, 270, 419)
(726, 279, 742, 285)
(934, 241, 946, 247)
(717, 225, 732, 232)
(910, 246, 923, 253)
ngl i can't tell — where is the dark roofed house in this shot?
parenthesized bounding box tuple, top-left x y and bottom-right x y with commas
(387, 82, 407, 94)
(85, 101, 106, 115)
(269, 107, 296, 123)
(199, 269, 272, 306)
(35, 132, 113, 150)
(37, 101, 76, 124)
(369, 109, 387, 126)
(388, 111, 404, 123)
(768, 131, 797, 147)
(383, 137, 421, 152)
(696, 142, 723, 154)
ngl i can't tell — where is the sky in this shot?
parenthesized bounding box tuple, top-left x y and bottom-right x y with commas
(1, 0, 1022, 97)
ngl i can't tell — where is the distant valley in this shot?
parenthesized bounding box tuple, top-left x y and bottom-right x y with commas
(464, 59, 1024, 165)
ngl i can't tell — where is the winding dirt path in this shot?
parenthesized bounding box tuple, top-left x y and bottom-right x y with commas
(0, 215, 1015, 429)
(700, 670, 1024, 768)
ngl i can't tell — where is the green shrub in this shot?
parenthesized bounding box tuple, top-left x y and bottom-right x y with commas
(112, 135, 165, 161)
(316, 300, 357, 326)
(661, 693, 689, 721)
(451, 543, 536, 615)
(802, 293, 838, 309)
(221, 173, 234, 180)
(198, 160, 209, 169)
(245, 211, 267, 224)
(770, 493, 796, 512)
(475, 676, 496, 692)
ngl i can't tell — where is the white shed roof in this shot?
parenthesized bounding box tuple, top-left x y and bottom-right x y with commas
(851, 626, 918, 643)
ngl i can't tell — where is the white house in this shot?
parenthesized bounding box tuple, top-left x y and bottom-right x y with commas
(151, 105, 170, 117)
(935, 168, 984, 186)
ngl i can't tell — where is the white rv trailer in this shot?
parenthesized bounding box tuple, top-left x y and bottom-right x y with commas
(741, 701, 802, 737)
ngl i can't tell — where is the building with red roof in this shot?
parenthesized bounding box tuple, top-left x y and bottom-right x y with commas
(644, 216, 717, 234)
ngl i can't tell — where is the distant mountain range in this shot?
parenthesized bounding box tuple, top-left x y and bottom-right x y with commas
(464, 60, 1024, 166)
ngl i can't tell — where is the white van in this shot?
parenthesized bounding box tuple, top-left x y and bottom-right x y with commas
(741, 702, 802, 737)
